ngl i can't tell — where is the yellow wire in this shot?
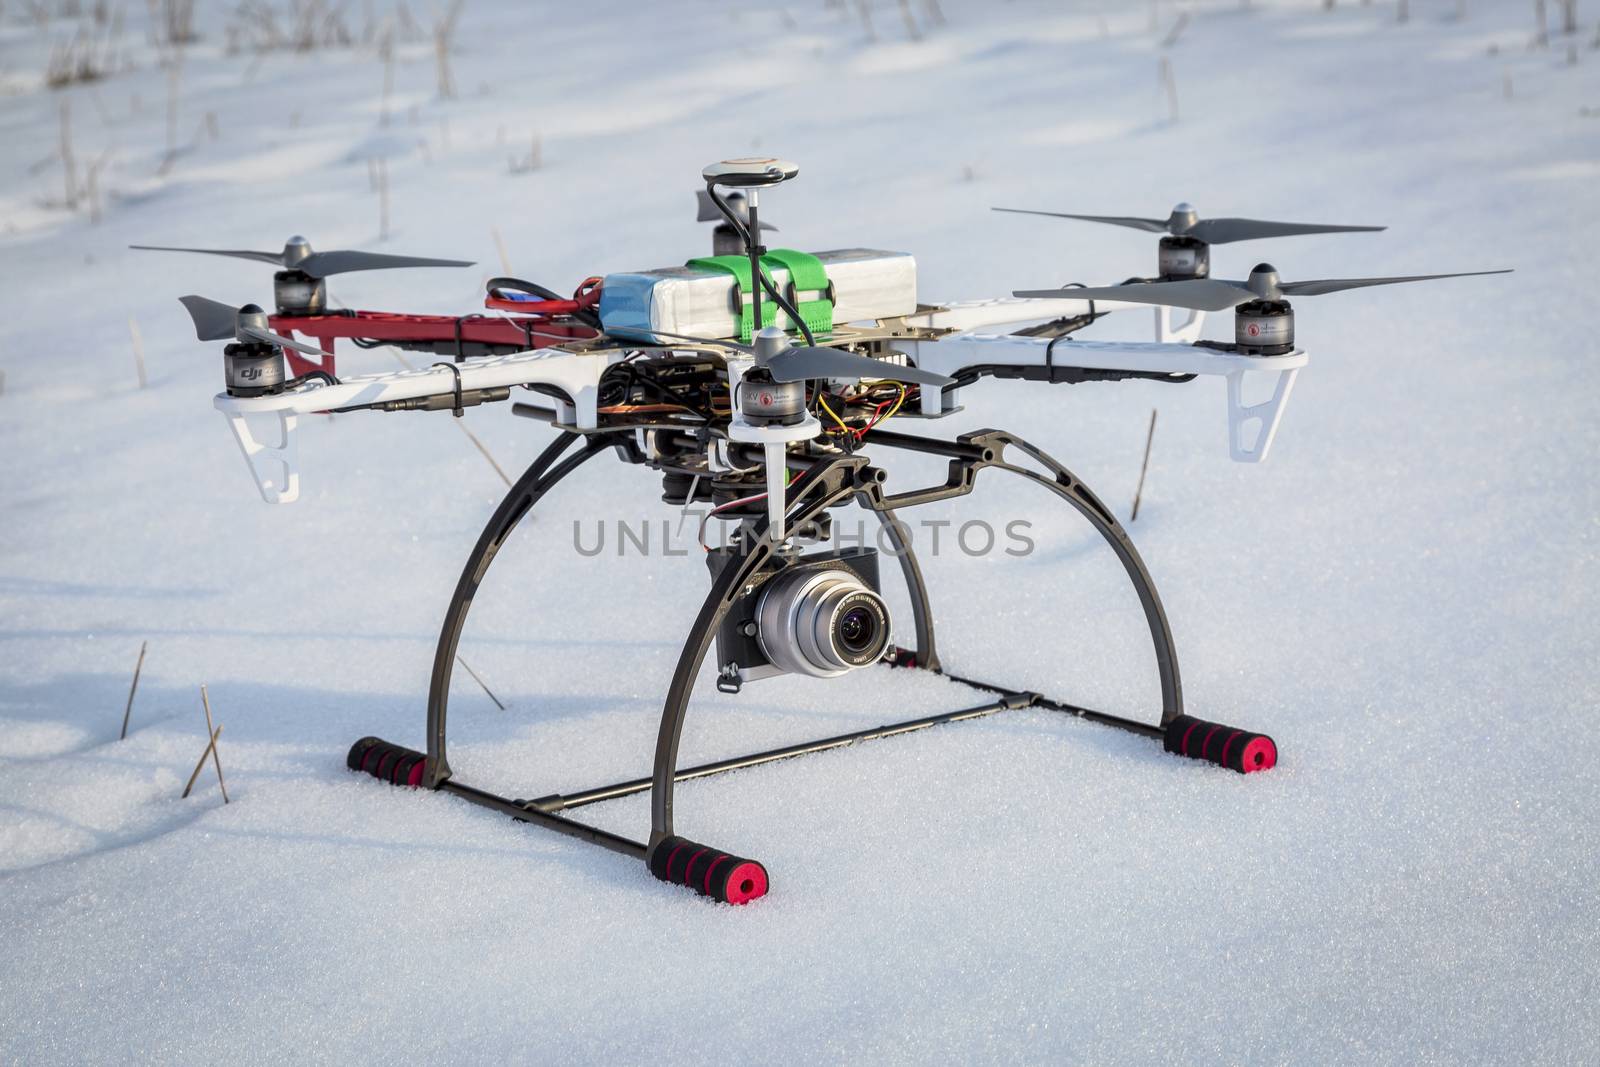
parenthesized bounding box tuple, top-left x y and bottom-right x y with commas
(858, 386, 907, 438)
(817, 394, 851, 435)
(880, 386, 907, 424)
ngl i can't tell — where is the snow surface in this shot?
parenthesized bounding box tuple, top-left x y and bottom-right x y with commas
(2, 0, 1598, 1062)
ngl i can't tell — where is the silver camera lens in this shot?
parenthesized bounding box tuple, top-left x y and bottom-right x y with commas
(756, 568, 891, 678)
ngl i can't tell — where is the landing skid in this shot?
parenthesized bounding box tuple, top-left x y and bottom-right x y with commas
(350, 428, 1277, 904)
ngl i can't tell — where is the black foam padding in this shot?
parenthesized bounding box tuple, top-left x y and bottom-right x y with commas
(1163, 715, 1274, 775)
(391, 752, 423, 786)
(700, 854, 736, 902)
(647, 835, 686, 882)
(346, 736, 381, 771)
(347, 737, 424, 784)
(685, 849, 727, 894)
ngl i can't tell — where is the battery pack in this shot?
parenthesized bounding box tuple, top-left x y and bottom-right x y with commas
(599, 249, 917, 342)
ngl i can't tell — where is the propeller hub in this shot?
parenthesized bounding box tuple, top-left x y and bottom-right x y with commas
(751, 326, 789, 368)
(236, 304, 271, 339)
(1247, 264, 1282, 299)
(281, 236, 313, 267)
(1168, 203, 1199, 234)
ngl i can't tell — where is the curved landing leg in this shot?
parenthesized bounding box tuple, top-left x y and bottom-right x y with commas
(964, 430, 1182, 724)
(423, 430, 611, 787)
(649, 455, 874, 851)
(874, 506, 938, 671)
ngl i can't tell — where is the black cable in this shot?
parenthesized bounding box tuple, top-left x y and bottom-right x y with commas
(703, 183, 816, 348)
(757, 271, 816, 348)
(429, 361, 465, 417)
(613, 361, 714, 420)
(284, 370, 340, 389)
(486, 276, 564, 302)
(484, 277, 603, 330)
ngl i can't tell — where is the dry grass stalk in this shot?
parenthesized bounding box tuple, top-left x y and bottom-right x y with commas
(375, 157, 390, 240)
(1160, 56, 1180, 121)
(1131, 409, 1158, 522)
(1161, 11, 1189, 47)
(507, 133, 541, 174)
(386, 348, 511, 485)
(491, 225, 512, 274)
(456, 655, 506, 710)
(896, 0, 921, 39)
(434, 0, 465, 99)
(199, 684, 229, 803)
(378, 25, 395, 126)
(129, 315, 147, 387)
(119, 640, 147, 740)
(855, 0, 875, 40)
(181, 725, 222, 798)
(58, 99, 78, 208)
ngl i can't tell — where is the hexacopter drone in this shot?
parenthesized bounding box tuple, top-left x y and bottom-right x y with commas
(141, 158, 1506, 905)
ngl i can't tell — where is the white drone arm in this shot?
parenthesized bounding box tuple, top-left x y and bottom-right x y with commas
(213, 346, 617, 503)
(904, 332, 1306, 463)
(907, 296, 1206, 345)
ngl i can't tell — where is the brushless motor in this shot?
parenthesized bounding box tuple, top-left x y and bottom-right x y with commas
(737, 376, 807, 426)
(273, 270, 327, 316)
(1158, 235, 1210, 280)
(222, 304, 288, 396)
(223, 343, 287, 396)
(1234, 299, 1295, 355)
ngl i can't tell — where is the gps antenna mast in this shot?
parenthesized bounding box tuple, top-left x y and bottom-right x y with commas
(700, 158, 803, 342)
(746, 187, 764, 332)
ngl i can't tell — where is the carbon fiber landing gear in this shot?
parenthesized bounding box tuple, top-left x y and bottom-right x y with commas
(347, 427, 1277, 905)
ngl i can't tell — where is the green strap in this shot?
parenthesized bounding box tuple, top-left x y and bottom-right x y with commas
(685, 254, 778, 342)
(759, 248, 834, 338)
(685, 249, 835, 340)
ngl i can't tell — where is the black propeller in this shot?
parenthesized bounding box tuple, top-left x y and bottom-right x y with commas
(178, 295, 331, 357)
(993, 202, 1385, 245)
(135, 236, 473, 279)
(1014, 263, 1512, 311)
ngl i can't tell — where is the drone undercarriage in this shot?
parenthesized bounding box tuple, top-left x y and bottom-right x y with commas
(346, 418, 1276, 905)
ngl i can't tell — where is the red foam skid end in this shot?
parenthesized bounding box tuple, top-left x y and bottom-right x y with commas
(1238, 735, 1277, 774)
(648, 835, 769, 905)
(721, 861, 768, 905)
(1163, 715, 1277, 774)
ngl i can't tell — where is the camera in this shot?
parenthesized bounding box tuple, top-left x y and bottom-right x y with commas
(710, 547, 890, 686)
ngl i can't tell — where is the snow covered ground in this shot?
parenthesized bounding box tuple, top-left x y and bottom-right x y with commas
(2, 0, 1597, 1061)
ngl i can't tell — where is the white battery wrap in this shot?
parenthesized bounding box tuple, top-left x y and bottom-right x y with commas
(598, 249, 917, 341)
